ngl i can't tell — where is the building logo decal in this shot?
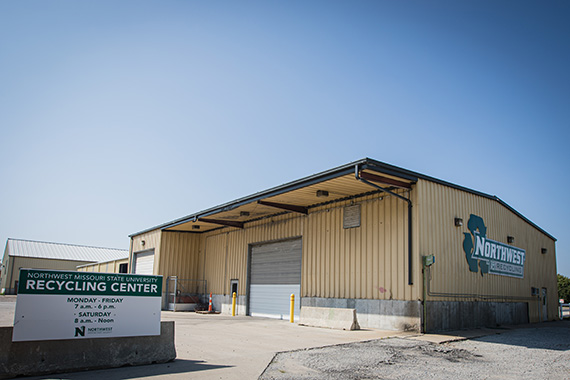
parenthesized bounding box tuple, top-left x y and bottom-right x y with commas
(462, 214, 525, 279)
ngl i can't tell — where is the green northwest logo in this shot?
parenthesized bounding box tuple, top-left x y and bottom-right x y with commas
(462, 214, 526, 279)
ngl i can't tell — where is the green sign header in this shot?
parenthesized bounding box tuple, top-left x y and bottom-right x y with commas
(17, 269, 162, 297)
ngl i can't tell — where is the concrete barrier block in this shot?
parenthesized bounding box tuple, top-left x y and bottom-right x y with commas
(299, 306, 360, 330)
(0, 321, 176, 379)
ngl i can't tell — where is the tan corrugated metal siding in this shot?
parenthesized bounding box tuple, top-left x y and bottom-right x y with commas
(129, 177, 555, 322)
(77, 258, 129, 273)
(416, 179, 557, 321)
(304, 192, 418, 301)
(3, 257, 93, 292)
(202, 233, 228, 295)
(158, 231, 201, 284)
(195, 192, 418, 301)
(130, 230, 162, 274)
(200, 214, 304, 295)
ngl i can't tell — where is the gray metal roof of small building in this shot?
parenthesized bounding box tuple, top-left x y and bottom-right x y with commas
(4, 239, 128, 263)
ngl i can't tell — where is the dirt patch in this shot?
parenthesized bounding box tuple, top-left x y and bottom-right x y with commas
(261, 338, 483, 379)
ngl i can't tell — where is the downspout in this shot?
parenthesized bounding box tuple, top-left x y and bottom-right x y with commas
(423, 261, 429, 332)
(537, 294, 541, 323)
(128, 238, 134, 274)
(355, 165, 413, 285)
(203, 237, 208, 303)
(9, 256, 16, 294)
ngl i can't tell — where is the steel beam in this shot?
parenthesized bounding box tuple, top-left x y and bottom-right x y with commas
(257, 200, 308, 215)
(359, 171, 411, 190)
(199, 218, 244, 229)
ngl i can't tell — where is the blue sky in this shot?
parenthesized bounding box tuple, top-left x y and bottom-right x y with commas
(1, 1, 569, 277)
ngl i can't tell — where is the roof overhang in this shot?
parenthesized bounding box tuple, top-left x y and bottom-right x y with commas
(131, 158, 417, 235)
(129, 157, 556, 241)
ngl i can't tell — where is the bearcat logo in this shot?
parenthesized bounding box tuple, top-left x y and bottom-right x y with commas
(462, 214, 525, 279)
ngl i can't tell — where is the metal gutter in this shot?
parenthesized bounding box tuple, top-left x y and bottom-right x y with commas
(128, 237, 133, 274)
(9, 256, 15, 294)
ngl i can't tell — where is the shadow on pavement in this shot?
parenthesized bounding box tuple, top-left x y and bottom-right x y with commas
(467, 320, 570, 351)
(24, 359, 233, 379)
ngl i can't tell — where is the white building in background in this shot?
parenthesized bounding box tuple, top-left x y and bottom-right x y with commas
(1, 238, 128, 294)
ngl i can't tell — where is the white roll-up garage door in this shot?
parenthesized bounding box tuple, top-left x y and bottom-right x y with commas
(133, 249, 155, 275)
(249, 239, 301, 320)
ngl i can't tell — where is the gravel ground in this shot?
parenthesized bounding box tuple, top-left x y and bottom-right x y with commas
(260, 321, 570, 380)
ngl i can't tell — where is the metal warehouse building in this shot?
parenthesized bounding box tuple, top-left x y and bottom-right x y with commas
(1, 239, 128, 294)
(77, 256, 130, 274)
(129, 158, 557, 332)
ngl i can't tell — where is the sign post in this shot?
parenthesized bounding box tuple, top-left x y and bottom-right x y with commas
(12, 269, 162, 342)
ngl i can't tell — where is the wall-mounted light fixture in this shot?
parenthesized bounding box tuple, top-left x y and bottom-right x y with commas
(316, 190, 329, 198)
(192, 225, 200, 230)
(541, 248, 547, 254)
(141, 240, 145, 246)
(507, 236, 515, 244)
(240, 211, 250, 217)
(454, 217, 463, 227)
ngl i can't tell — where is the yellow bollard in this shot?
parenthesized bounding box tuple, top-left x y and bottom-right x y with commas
(290, 294, 295, 323)
(232, 292, 237, 316)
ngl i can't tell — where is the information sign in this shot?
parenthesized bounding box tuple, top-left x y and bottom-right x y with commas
(12, 269, 162, 342)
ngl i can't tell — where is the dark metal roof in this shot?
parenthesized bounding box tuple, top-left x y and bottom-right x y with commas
(129, 158, 556, 241)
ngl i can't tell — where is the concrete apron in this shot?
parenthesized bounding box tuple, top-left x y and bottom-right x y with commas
(0, 300, 511, 380)
(0, 299, 411, 379)
(161, 312, 415, 380)
(15, 312, 414, 380)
